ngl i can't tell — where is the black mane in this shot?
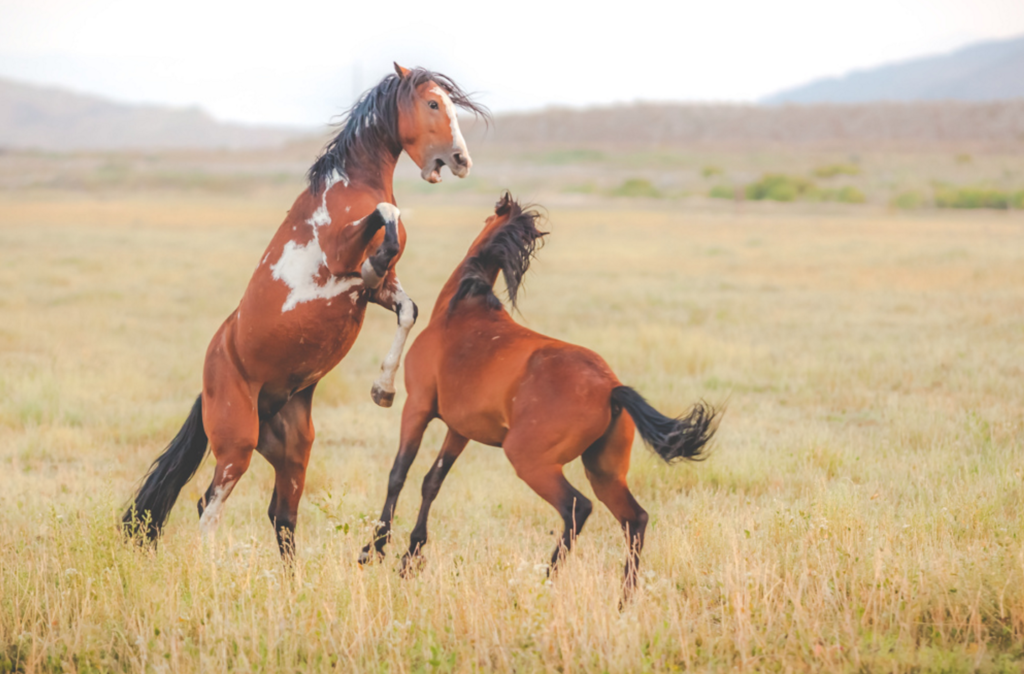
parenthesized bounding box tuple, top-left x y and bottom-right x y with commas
(449, 193, 547, 315)
(307, 68, 489, 194)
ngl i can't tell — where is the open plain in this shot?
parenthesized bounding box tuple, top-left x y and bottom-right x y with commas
(1, 144, 1023, 672)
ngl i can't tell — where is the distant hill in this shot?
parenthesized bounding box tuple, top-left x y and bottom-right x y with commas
(0, 78, 308, 151)
(464, 100, 1024, 148)
(765, 35, 1024, 104)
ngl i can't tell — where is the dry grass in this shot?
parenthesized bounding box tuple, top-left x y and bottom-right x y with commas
(1, 187, 1023, 673)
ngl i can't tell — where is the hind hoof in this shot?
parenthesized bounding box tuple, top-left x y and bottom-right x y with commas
(371, 384, 395, 407)
(358, 546, 383, 565)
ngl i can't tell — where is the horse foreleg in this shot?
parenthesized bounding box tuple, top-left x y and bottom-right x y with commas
(359, 203, 400, 289)
(359, 401, 433, 564)
(399, 428, 469, 577)
(369, 275, 417, 407)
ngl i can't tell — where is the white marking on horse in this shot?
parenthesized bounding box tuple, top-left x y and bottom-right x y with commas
(430, 87, 468, 157)
(291, 479, 299, 495)
(371, 280, 416, 396)
(271, 171, 362, 312)
(428, 84, 468, 155)
(199, 478, 237, 536)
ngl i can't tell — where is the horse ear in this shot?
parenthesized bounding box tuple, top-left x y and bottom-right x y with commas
(394, 62, 411, 79)
(495, 191, 513, 215)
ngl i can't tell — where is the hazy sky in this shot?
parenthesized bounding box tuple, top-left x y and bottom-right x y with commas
(2, 0, 1023, 127)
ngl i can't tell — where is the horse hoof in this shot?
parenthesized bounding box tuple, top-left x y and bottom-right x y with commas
(371, 384, 395, 407)
(358, 547, 381, 565)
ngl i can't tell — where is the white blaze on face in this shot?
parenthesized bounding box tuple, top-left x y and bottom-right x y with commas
(430, 86, 468, 157)
(271, 170, 362, 313)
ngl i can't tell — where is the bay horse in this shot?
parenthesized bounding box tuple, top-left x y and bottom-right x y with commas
(122, 64, 488, 558)
(360, 193, 719, 601)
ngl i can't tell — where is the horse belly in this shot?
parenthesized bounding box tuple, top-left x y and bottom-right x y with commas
(236, 302, 367, 386)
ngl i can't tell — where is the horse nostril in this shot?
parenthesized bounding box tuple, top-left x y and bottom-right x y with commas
(453, 152, 466, 167)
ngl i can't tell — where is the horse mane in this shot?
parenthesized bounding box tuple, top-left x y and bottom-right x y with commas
(449, 193, 547, 315)
(307, 68, 489, 195)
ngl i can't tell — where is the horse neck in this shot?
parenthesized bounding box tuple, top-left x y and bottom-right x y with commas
(429, 262, 500, 322)
(345, 148, 399, 197)
(429, 217, 512, 322)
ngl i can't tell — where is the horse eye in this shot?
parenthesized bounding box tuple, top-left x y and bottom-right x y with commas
(428, 100, 439, 110)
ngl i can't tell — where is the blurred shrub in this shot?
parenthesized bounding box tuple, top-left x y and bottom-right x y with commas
(709, 185, 738, 200)
(933, 186, 1019, 210)
(891, 191, 926, 209)
(702, 165, 723, 178)
(611, 178, 661, 198)
(813, 163, 861, 178)
(745, 174, 816, 202)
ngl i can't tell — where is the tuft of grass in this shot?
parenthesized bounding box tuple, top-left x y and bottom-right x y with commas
(609, 178, 661, 198)
(702, 165, 724, 178)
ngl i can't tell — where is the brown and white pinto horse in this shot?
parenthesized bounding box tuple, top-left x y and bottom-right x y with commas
(360, 194, 719, 601)
(123, 64, 487, 557)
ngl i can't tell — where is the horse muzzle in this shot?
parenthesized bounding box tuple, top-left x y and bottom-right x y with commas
(421, 148, 472, 183)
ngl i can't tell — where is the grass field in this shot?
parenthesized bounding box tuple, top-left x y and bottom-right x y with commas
(1, 185, 1023, 673)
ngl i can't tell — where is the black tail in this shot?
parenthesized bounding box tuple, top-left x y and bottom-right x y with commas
(611, 386, 718, 463)
(122, 395, 209, 541)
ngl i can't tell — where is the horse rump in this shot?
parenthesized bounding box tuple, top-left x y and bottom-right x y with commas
(610, 386, 718, 463)
(122, 394, 209, 542)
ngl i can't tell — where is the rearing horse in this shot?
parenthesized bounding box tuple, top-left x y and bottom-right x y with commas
(360, 193, 719, 602)
(123, 65, 487, 557)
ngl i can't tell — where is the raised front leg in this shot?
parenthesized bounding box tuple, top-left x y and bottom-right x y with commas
(368, 272, 417, 407)
(359, 203, 401, 289)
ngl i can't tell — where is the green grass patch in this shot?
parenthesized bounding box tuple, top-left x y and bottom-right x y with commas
(745, 174, 816, 202)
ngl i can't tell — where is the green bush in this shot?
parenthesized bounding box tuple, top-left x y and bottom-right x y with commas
(709, 185, 738, 200)
(611, 178, 661, 198)
(745, 174, 816, 202)
(813, 163, 861, 178)
(934, 186, 1014, 210)
(702, 165, 723, 178)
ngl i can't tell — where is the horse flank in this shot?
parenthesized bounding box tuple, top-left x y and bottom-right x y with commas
(448, 196, 547, 315)
(308, 68, 489, 194)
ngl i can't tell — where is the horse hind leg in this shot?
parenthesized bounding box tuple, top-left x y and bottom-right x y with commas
(582, 411, 649, 604)
(196, 350, 260, 540)
(503, 435, 593, 575)
(256, 386, 315, 561)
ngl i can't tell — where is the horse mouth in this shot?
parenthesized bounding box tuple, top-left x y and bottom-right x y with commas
(423, 158, 445, 184)
(421, 151, 472, 183)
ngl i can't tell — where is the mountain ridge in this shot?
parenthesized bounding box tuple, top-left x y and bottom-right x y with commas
(0, 77, 309, 151)
(764, 35, 1024, 104)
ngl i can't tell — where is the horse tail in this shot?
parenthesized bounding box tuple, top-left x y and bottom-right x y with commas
(122, 394, 208, 541)
(611, 386, 718, 463)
